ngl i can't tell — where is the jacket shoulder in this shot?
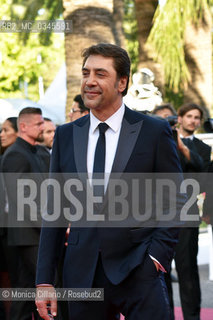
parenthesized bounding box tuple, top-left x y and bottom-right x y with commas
(56, 115, 89, 133)
(194, 137, 211, 152)
(124, 107, 170, 132)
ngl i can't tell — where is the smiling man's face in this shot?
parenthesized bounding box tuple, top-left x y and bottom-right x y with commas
(81, 54, 127, 120)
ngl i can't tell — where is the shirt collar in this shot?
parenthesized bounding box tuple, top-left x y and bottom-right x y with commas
(90, 103, 125, 133)
(16, 137, 37, 153)
(180, 134, 194, 140)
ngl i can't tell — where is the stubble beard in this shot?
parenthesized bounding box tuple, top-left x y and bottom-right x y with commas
(183, 127, 195, 136)
(36, 134, 44, 143)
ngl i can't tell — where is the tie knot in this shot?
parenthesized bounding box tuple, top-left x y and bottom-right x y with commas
(182, 137, 191, 144)
(98, 122, 109, 134)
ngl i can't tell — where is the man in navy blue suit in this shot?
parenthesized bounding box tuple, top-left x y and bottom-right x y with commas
(36, 43, 185, 320)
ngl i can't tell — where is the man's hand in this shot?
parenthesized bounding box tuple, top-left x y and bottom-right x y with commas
(65, 224, 71, 246)
(176, 128, 191, 161)
(36, 286, 57, 319)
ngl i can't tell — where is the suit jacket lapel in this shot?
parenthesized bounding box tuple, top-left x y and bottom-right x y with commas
(73, 117, 90, 174)
(73, 108, 143, 174)
(111, 114, 143, 173)
(101, 109, 143, 213)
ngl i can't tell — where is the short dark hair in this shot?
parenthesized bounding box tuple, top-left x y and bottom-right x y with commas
(43, 117, 52, 122)
(82, 43, 130, 96)
(6, 117, 18, 132)
(152, 104, 177, 116)
(73, 95, 89, 113)
(178, 103, 203, 119)
(19, 107, 42, 117)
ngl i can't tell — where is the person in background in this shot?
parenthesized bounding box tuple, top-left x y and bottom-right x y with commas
(152, 103, 177, 119)
(152, 103, 178, 145)
(39, 118, 56, 151)
(0, 118, 18, 153)
(36, 117, 68, 319)
(2, 108, 45, 320)
(167, 103, 211, 320)
(152, 104, 179, 308)
(69, 94, 90, 122)
(0, 117, 18, 320)
(36, 118, 56, 172)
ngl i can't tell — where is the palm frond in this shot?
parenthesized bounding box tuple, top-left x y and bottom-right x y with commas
(147, 0, 212, 90)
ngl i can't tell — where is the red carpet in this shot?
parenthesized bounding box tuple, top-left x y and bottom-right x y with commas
(174, 307, 213, 320)
(120, 307, 213, 319)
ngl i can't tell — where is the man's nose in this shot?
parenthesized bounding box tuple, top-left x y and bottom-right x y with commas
(0, 132, 5, 139)
(85, 73, 97, 86)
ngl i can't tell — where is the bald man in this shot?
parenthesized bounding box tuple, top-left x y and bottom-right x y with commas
(2, 107, 45, 320)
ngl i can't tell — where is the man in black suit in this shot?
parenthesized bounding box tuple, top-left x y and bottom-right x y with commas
(2, 107, 45, 320)
(0, 156, 7, 320)
(36, 43, 185, 320)
(36, 117, 69, 319)
(177, 104, 211, 173)
(171, 103, 211, 320)
(36, 117, 56, 171)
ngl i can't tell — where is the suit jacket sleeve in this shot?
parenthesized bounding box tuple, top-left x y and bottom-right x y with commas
(148, 122, 186, 271)
(2, 147, 45, 231)
(2, 151, 32, 226)
(36, 127, 67, 285)
(180, 138, 211, 172)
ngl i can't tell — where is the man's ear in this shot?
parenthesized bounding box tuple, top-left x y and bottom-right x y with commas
(19, 121, 26, 132)
(118, 76, 128, 94)
(177, 116, 182, 125)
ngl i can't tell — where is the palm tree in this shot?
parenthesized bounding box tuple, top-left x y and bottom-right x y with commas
(147, 0, 213, 114)
(11, 0, 213, 116)
(11, 0, 125, 120)
(134, 0, 164, 93)
(113, 0, 126, 47)
(184, 7, 212, 115)
(63, 0, 124, 120)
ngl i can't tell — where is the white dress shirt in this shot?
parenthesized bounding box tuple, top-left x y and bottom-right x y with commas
(180, 134, 194, 140)
(87, 103, 125, 189)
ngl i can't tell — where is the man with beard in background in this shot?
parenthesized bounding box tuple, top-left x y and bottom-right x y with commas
(167, 103, 211, 320)
(2, 107, 45, 320)
(36, 117, 56, 171)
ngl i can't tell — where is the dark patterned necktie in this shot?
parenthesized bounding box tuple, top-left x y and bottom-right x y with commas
(182, 137, 193, 148)
(93, 123, 109, 196)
